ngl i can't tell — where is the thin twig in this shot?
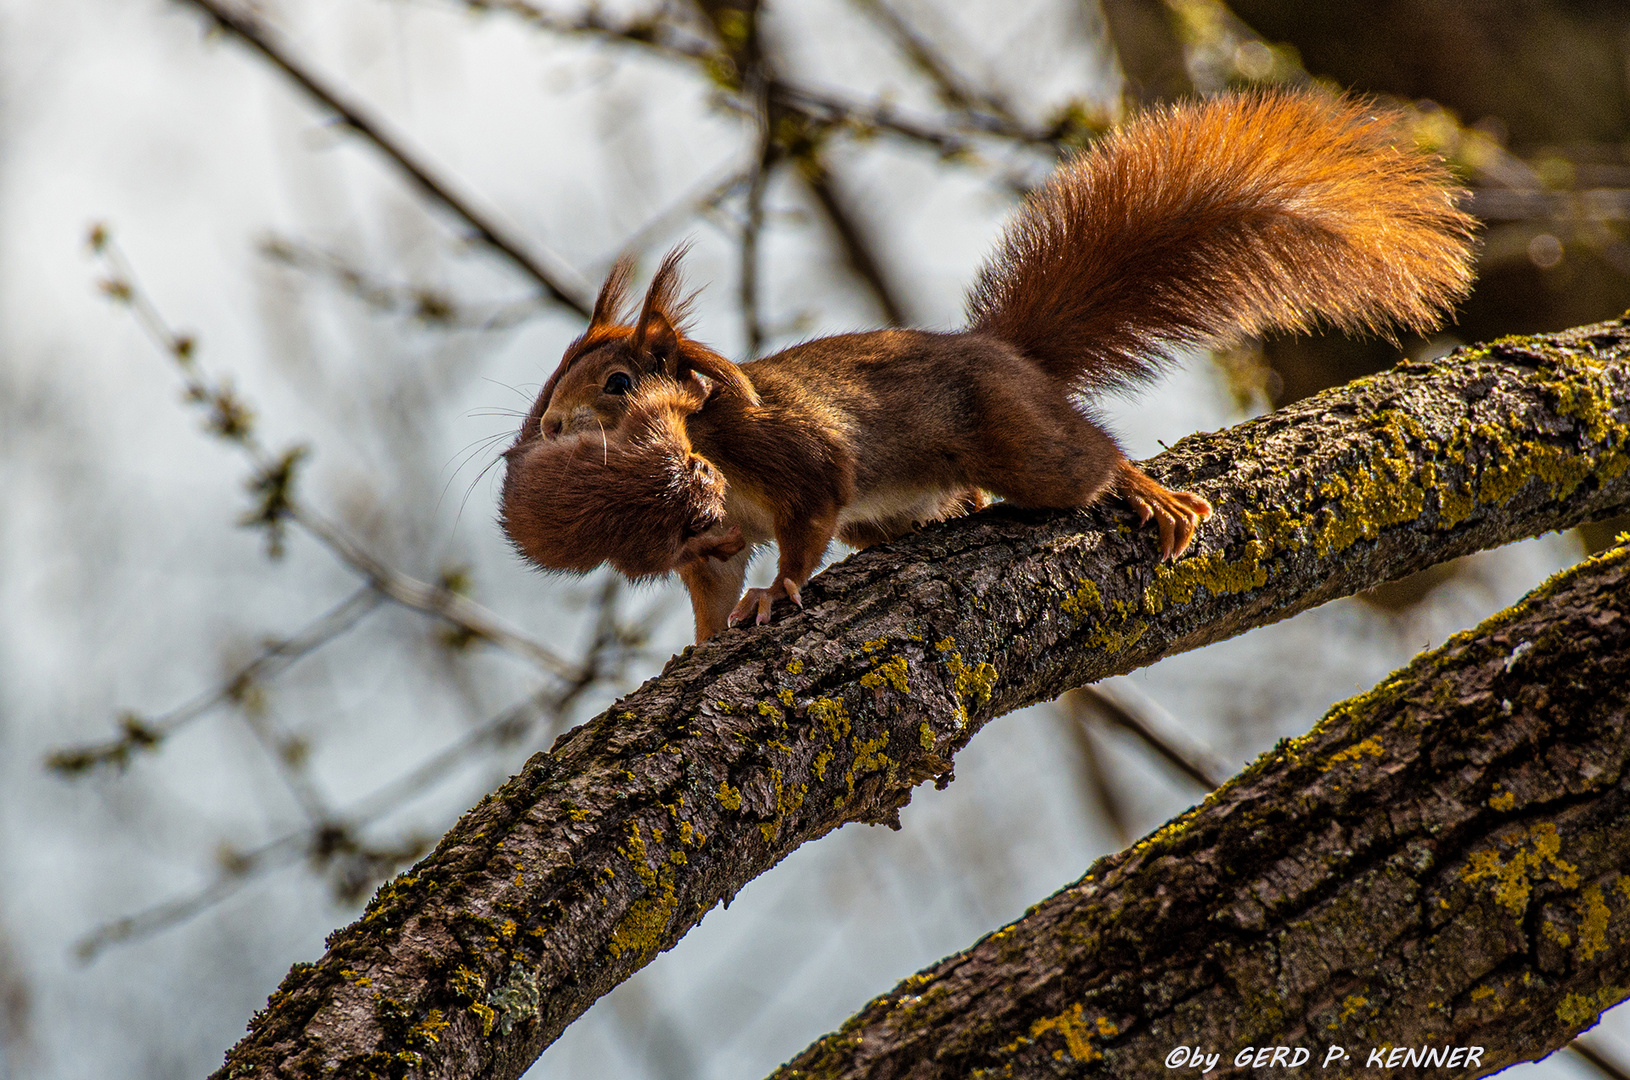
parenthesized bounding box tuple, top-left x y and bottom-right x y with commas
(801, 161, 909, 326)
(770, 82, 1062, 203)
(447, 0, 1049, 157)
(843, 0, 1071, 148)
(46, 587, 382, 775)
(234, 698, 336, 827)
(73, 820, 432, 960)
(438, 0, 720, 64)
(71, 692, 543, 961)
(342, 690, 554, 826)
(291, 507, 578, 679)
(1062, 685, 1230, 790)
(845, 0, 990, 115)
(1059, 709, 1132, 845)
(73, 577, 650, 960)
(91, 230, 580, 680)
(260, 235, 547, 330)
(1468, 187, 1630, 222)
(771, 81, 982, 157)
(174, 0, 592, 315)
(1570, 1040, 1630, 1080)
(74, 833, 306, 961)
(739, 81, 774, 355)
(333, 579, 644, 848)
(592, 163, 751, 272)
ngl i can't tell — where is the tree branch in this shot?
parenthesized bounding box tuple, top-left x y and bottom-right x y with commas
(289, 506, 581, 679)
(258, 235, 548, 330)
(801, 160, 910, 326)
(772, 538, 1630, 1078)
(1097, 0, 1194, 106)
(45, 587, 382, 774)
(441, 0, 719, 65)
(1572, 1040, 1630, 1080)
(175, 0, 592, 315)
(1062, 686, 1230, 790)
(211, 318, 1630, 1079)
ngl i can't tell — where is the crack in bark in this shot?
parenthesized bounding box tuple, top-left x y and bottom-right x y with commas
(213, 319, 1630, 1079)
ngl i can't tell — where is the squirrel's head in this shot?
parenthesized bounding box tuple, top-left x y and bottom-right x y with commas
(524, 247, 753, 444)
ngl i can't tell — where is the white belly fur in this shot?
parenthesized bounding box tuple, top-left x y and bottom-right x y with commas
(836, 483, 954, 529)
(723, 480, 955, 549)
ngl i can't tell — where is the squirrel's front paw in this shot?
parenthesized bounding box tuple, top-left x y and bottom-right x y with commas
(728, 578, 804, 627)
(678, 525, 745, 566)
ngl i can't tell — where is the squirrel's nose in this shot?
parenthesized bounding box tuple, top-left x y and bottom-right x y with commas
(540, 415, 564, 438)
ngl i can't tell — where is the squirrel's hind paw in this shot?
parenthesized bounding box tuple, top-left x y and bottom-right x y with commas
(1116, 463, 1213, 560)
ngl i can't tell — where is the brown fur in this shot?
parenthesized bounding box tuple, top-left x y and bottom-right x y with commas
(500, 374, 742, 578)
(967, 89, 1476, 392)
(501, 88, 1477, 641)
(529, 247, 757, 440)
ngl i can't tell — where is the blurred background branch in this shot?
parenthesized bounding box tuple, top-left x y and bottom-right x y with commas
(177, 0, 595, 314)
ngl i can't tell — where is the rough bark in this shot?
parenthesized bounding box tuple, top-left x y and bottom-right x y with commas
(773, 539, 1630, 1080)
(212, 318, 1630, 1079)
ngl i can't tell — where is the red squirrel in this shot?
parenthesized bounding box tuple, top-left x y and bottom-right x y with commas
(501, 89, 1477, 642)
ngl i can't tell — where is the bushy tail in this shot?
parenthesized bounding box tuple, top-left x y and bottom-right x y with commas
(966, 88, 1477, 392)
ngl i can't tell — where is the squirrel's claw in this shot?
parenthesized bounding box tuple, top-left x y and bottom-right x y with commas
(1116, 464, 1212, 561)
(729, 577, 804, 627)
(729, 586, 775, 627)
(1150, 490, 1213, 559)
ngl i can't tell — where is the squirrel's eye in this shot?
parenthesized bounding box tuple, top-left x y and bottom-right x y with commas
(603, 372, 634, 395)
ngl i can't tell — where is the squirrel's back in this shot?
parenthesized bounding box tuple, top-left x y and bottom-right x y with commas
(966, 88, 1478, 393)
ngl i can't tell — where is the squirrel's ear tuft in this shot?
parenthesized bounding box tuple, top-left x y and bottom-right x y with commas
(635, 244, 697, 341)
(634, 244, 697, 372)
(591, 257, 635, 328)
